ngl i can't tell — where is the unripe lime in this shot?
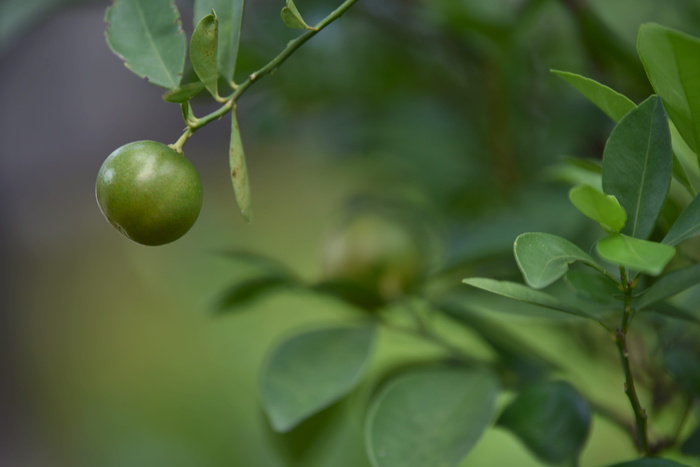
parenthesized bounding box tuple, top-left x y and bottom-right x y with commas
(323, 213, 425, 300)
(96, 141, 203, 246)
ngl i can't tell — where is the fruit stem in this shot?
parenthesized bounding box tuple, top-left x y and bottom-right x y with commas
(173, 0, 361, 149)
(170, 128, 194, 154)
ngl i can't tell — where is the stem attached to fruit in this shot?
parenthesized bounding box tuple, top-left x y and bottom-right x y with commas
(173, 0, 361, 149)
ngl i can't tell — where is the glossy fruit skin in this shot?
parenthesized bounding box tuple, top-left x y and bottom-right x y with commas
(96, 141, 203, 246)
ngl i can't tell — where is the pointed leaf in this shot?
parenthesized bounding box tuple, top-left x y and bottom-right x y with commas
(230, 109, 252, 221)
(569, 184, 627, 233)
(462, 278, 600, 322)
(105, 0, 186, 89)
(261, 324, 375, 432)
(162, 81, 205, 103)
(602, 95, 673, 239)
(663, 192, 700, 245)
(498, 381, 591, 465)
(281, 0, 314, 30)
(365, 368, 499, 467)
(552, 70, 636, 122)
(638, 23, 700, 161)
(514, 232, 607, 289)
(596, 234, 675, 276)
(607, 460, 689, 467)
(194, 0, 245, 84)
(637, 263, 700, 309)
(190, 13, 219, 98)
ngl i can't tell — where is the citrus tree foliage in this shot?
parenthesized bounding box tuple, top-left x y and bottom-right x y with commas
(101, 2, 700, 465)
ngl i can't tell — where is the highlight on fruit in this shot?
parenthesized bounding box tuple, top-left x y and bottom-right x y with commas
(95, 140, 203, 246)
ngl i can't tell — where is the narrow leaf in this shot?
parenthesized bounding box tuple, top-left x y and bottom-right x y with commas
(552, 70, 636, 122)
(162, 81, 205, 103)
(105, 0, 186, 89)
(498, 381, 591, 465)
(230, 109, 252, 221)
(463, 278, 600, 322)
(663, 192, 700, 245)
(261, 324, 375, 432)
(638, 23, 700, 161)
(607, 460, 689, 467)
(602, 95, 673, 239)
(637, 263, 700, 309)
(194, 0, 245, 84)
(569, 184, 627, 233)
(365, 368, 499, 467)
(190, 13, 219, 98)
(596, 234, 675, 276)
(281, 0, 314, 30)
(514, 232, 608, 289)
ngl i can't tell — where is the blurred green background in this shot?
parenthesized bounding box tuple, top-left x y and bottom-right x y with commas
(2, 0, 699, 466)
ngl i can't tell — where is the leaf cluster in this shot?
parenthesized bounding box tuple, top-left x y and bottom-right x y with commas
(209, 22, 700, 467)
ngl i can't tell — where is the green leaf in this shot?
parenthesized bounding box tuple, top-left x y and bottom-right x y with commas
(190, 13, 219, 99)
(230, 109, 252, 221)
(214, 274, 298, 313)
(596, 234, 675, 276)
(637, 263, 700, 309)
(638, 23, 700, 162)
(663, 193, 700, 245)
(514, 232, 607, 289)
(281, 0, 314, 30)
(462, 278, 600, 322)
(498, 381, 590, 465)
(670, 120, 700, 195)
(569, 184, 627, 233)
(552, 70, 636, 122)
(546, 157, 603, 192)
(105, 0, 186, 89)
(602, 95, 673, 240)
(606, 458, 689, 467)
(194, 0, 245, 84)
(261, 324, 375, 432)
(566, 269, 620, 303)
(162, 81, 205, 103)
(365, 368, 499, 467)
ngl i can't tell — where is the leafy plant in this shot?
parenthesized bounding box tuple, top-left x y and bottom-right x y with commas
(215, 22, 700, 467)
(99, 2, 700, 465)
(97, 0, 359, 243)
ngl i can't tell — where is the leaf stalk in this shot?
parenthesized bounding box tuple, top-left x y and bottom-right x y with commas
(173, 0, 360, 149)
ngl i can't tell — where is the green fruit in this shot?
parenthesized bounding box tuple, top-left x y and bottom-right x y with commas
(96, 141, 203, 246)
(323, 213, 425, 300)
